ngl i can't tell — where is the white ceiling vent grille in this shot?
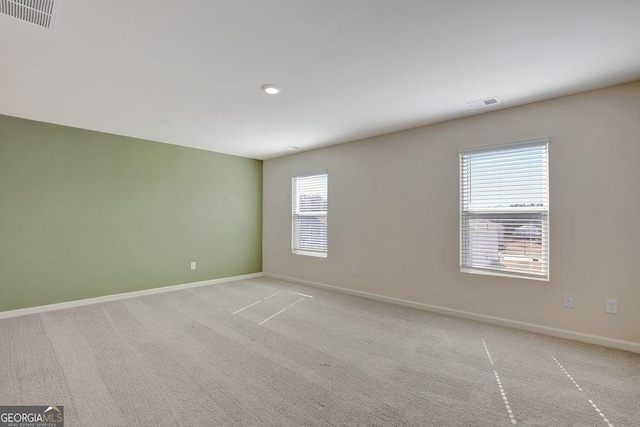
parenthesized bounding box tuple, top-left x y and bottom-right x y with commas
(467, 97, 501, 109)
(1, 0, 58, 29)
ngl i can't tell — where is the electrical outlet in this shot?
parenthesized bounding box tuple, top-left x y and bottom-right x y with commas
(605, 298, 618, 314)
(351, 266, 358, 276)
(190, 261, 196, 270)
(563, 293, 574, 308)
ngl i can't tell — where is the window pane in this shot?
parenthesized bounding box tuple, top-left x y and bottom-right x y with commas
(460, 139, 549, 280)
(292, 172, 328, 257)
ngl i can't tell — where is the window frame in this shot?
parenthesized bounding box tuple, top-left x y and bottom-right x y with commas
(459, 138, 550, 281)
(291, 170, 328, 258)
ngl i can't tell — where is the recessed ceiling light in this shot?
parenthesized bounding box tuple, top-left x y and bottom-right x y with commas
(284, 146, 300, 151)
(261, 84, 281, 95)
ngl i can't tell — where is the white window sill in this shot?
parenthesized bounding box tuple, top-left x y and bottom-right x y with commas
(293, 250, 327, 258)
(461, 267, 548, 281)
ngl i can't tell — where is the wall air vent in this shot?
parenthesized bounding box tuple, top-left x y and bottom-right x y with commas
(467, 96, 500, 109)
(1, 0, 59, 29)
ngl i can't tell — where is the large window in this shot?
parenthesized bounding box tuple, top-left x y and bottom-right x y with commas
(292, 171, 328, 258)
(459, 138, 549, 280)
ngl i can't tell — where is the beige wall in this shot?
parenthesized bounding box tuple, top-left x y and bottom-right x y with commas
(263, 81, 640, 346)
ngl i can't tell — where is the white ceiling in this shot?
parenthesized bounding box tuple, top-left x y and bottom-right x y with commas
(1, 1, 639, 160)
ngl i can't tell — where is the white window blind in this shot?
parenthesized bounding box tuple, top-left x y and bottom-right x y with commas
(459, 138, 549, 280)
(292, 172, 328, 258)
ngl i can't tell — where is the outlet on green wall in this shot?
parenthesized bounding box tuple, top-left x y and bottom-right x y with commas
(0, 114, 263, 312)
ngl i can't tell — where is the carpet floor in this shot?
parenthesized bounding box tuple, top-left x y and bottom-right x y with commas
(1, 277, 638, 426)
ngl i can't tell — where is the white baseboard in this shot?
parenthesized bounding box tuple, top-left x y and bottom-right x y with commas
(264, 273, 640, 354)
(0, 272, 264, 320)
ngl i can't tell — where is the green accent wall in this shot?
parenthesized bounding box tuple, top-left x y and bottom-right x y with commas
(0, 115, 262, 312)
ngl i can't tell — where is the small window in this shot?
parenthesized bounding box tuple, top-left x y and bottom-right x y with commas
(459, 138, 549, 280)
(292, 171, 328, 258)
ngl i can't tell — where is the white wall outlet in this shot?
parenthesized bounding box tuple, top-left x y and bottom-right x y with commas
(351, 266, 358, 276)
(605, 298, 618, 314)
(190, 261, 196, 270)
(563, 293, 574, 308)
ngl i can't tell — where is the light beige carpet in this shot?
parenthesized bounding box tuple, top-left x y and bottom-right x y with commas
(1, 277, 638, 426)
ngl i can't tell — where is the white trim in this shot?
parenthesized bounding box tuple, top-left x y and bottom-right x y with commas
(292, 249, 327, 258)
(458, 136, 550, 154)
(459, 137, 550, 281)
(0, 273, 264, 319)
(291, 171, 329, 258)
(291, 169, 329, 179)
(263, 273, 640, 354)
(461, 267, 549, 282)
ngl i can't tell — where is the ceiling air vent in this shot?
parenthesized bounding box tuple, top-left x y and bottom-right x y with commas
(467, 96, 500, 109)
(1, 0, 59, 29)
